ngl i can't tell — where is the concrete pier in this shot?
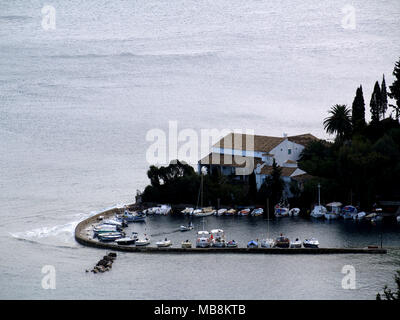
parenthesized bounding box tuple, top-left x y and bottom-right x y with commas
(74, 206, 387, 255)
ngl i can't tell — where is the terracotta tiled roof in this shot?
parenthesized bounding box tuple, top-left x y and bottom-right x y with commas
(284, 159, 297, 164)
(199, 153, 263, 168)
(213, 133, 319, 152)
(213, 133, 285, 152)
(290, 173, 314, 182)
(287, 134, 319, 146)
(259, 166, 297, 177)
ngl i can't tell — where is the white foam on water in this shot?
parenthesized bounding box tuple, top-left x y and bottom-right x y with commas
(9, 203, 128, 245)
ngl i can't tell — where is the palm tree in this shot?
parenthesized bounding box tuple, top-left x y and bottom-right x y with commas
(323, 104, 352, 142)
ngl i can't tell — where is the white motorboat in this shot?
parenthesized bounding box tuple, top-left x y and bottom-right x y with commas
(325, 202, 342, 220)
(115, 236, 136, 245)
(196, 230, 211, 248)
(251, 208, 264, 216)
(156, 238, 172, 247)
(192, 207, 215, 217)
(290, 238, 302, 248)
(289, 208, 300, 217)
(135, 235, 151, 246)
(303, 238, 319, 248)
(102, 218, 124, 227)
(224, 209, 237, 216)
(211, 229, 226, 247)
(181, 240, 192, 248)
(260, 238, 275, 248)
(180, 222, 194, 232)
(216, 208, 227, 216)
(181, 207, 194, 215)
(311, 205, 327, 218)
(354, 211, 366, 221)
(97, 232, 124, 242)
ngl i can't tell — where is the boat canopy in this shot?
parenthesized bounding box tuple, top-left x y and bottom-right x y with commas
(210, 229, 224, 234)
(343, 205, 357, 213)
(326, 202, 342, 207)
(197, 231, 209, 235)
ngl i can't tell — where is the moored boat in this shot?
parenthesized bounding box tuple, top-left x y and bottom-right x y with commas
(226, 240, 238, 248)
(325, 202, 342, 220)
(238, 208, 251, 216)
(303, 238, 319, 248)
(181, 207, 194, 215)
(289, 208, 300, 217)
(196, 230, 211, 248)
(290, 238, 302, 248)
(135, 234, 151, 246)
(342, 205, 358, 220)
(260, 238, 274, 248)
(156, 238, 172, 247)
(251, 208, 264, 216)
(274, 234, 290, 248)
(180, 221, 194, 232)
(181, 240, 192, 248)
(310, 205, 327, 218)
(216, 208, 227, 216)
(115, 236, 136, 245)
(98, 232, 125, 242)
(211, 229, 226, 247)
(224, 209, 237, 216)
(247, 240, 259, 248)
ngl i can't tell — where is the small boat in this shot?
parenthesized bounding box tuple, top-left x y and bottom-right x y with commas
(216, 208, 227, 216)
(274, 198, 290, 217)
(289, 208, 300, 217)
(310, 184, 325, 218)
(180, 222, 194, 232)
(181, 207, 194, 215)
(154, 205, 172, 215)
(274, 234, 290, 248)
(325, 202, 342, 220)
(342, 205, 357, 220)
(303, 238, 319, 248)
(135, 235, 151, 246)
(310, 205, 327, 218)
(354, 211, 366, 221)
(224, 209, 237, 216)
(93, 225, 121, 236)
(290, 238, 302, 248)
(115, 236, 136, 245)
(260, 238, 274, 248)
(196, 230, 211, 248)
(226, 240, 238, 248)
(251, 208, 264, 216)
(98, 232, 124, 242)
(156, 238, 172, 247)
(238, 208, 251, 216)
(211, 229, 226, 247)
(102, 218, 124, 227)
(192, 207, 215, 217)
(247, 240, 259, 248)
(181, 240, 192, 248)
(131, 212, 146, 222)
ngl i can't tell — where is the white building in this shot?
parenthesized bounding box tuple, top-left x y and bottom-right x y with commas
(198, 132, 318, 196)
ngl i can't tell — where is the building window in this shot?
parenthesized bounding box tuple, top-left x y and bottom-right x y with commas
(288, 149, 292, 155)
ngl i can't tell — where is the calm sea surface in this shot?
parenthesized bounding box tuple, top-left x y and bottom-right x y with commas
(1, 0, 400, 299)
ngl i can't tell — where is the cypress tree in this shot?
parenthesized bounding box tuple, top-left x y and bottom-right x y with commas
(352, 85, 365, 133)
(370, 81, 382, 123)
(381, 74, 388, 119)
(388, 57, 400, 120)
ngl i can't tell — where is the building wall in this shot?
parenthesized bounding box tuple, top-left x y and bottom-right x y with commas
(269, 139, 305, 166)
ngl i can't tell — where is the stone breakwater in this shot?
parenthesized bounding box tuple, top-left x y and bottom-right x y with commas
(74, 206, 387, 254)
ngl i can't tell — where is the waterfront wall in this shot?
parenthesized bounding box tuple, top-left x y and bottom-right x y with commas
(74, 206, 387, 254)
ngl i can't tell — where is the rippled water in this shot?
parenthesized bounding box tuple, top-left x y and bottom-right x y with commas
(1, 0, 400, 299)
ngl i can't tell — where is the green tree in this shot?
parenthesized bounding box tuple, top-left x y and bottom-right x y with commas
(370, 81, 382, 123)
(388, 57, 400, 120)
(381, 75, 388, 119)
(248, 171, 257, 203)
(352, 85, 366, 134)
(323, 104, 352, 142)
